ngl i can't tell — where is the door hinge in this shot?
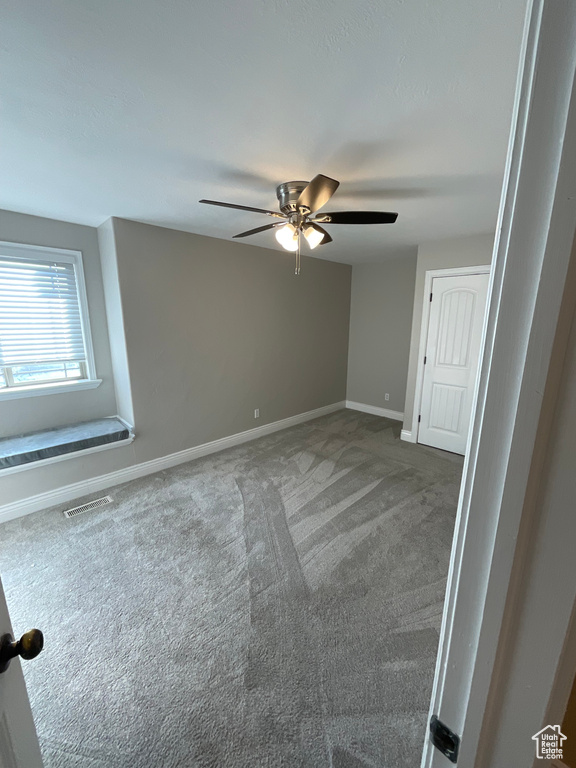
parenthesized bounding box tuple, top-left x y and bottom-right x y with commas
(424, 356, 427, 365)
(418, 415, 421, 423)
(430, 715, 460, 763)
(430, 292, 433, 302)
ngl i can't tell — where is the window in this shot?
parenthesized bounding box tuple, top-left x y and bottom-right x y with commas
(0, 242, 100, 398)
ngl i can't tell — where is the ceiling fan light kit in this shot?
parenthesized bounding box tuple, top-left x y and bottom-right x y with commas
(302, 224, 324, 249)
(275, 223, 299, 251)
(199, 174, 398, 275)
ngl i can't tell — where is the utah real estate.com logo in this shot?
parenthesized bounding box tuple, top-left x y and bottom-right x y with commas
(532, 724, 567, 760)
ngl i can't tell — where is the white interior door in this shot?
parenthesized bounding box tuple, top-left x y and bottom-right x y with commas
(0, 577, 43, 768)
(418, 272, 489, 454)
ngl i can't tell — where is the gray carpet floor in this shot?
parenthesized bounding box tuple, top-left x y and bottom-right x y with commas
(0, 410, 463, 768)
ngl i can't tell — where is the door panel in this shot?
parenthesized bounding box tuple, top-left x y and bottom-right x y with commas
(418, 273, 489, 454)
(429, 383, 465, 433)
(0, 578, 43, 768)
(437, 289, 475, 367)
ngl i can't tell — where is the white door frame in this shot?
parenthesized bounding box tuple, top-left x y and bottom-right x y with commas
(421, 0, 576, 766)
(410, 265, 490, 447)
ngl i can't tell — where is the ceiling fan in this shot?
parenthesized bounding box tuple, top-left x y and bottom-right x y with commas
(199, 174, 398, 274)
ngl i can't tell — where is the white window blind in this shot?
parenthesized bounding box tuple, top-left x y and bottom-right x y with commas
(0, 252, 90, 388)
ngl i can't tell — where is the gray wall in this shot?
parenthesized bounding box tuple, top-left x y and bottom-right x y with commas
(110, 218, 351, 461)
(346, 253, 417, 414)
(0, 210, 117, 436)
(0, 216, 351, 506)
(403, 233, 495, 433)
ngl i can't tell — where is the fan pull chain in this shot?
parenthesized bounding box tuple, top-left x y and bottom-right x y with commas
(295, 231, 301, 275)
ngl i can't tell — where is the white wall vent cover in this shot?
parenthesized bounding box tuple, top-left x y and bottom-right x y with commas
(63, 496, 112, 518)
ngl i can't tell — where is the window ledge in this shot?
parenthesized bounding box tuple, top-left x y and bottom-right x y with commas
(0, 416, 133, 475)
(0, 379, 102, 401)
(0, 433, 134, 476)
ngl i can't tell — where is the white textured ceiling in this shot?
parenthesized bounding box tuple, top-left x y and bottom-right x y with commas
(2, 0, 527, 263)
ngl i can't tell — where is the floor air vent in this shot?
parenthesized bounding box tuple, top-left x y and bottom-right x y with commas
(63, 496, 113, 518)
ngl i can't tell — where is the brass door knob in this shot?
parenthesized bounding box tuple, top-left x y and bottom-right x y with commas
(0, 629, 44, 674)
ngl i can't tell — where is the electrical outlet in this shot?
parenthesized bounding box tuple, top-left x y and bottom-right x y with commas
(385, 393, 390, 401)
(254, 409, 260, 419)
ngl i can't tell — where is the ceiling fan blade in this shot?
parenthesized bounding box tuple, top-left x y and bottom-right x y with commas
(310, 223, 333, 245)
(318, 211, 398, 224)
(199, 199, 285, 218)
(232, 223, 281, 238)
(296, 174, 340, 213)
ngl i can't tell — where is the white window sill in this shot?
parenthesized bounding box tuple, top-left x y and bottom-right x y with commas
(0, 379, 102, 401)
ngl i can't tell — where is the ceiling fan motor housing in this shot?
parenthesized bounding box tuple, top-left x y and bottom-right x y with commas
(276, 181, 309, 214)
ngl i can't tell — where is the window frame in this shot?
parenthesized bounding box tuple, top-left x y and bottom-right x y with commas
(0, 241, 101, 400)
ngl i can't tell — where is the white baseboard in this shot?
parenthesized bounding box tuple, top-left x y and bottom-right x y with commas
(401, 429, 416, 443)
(345, 400, 404, 422)
(0, 401, 345, 525)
